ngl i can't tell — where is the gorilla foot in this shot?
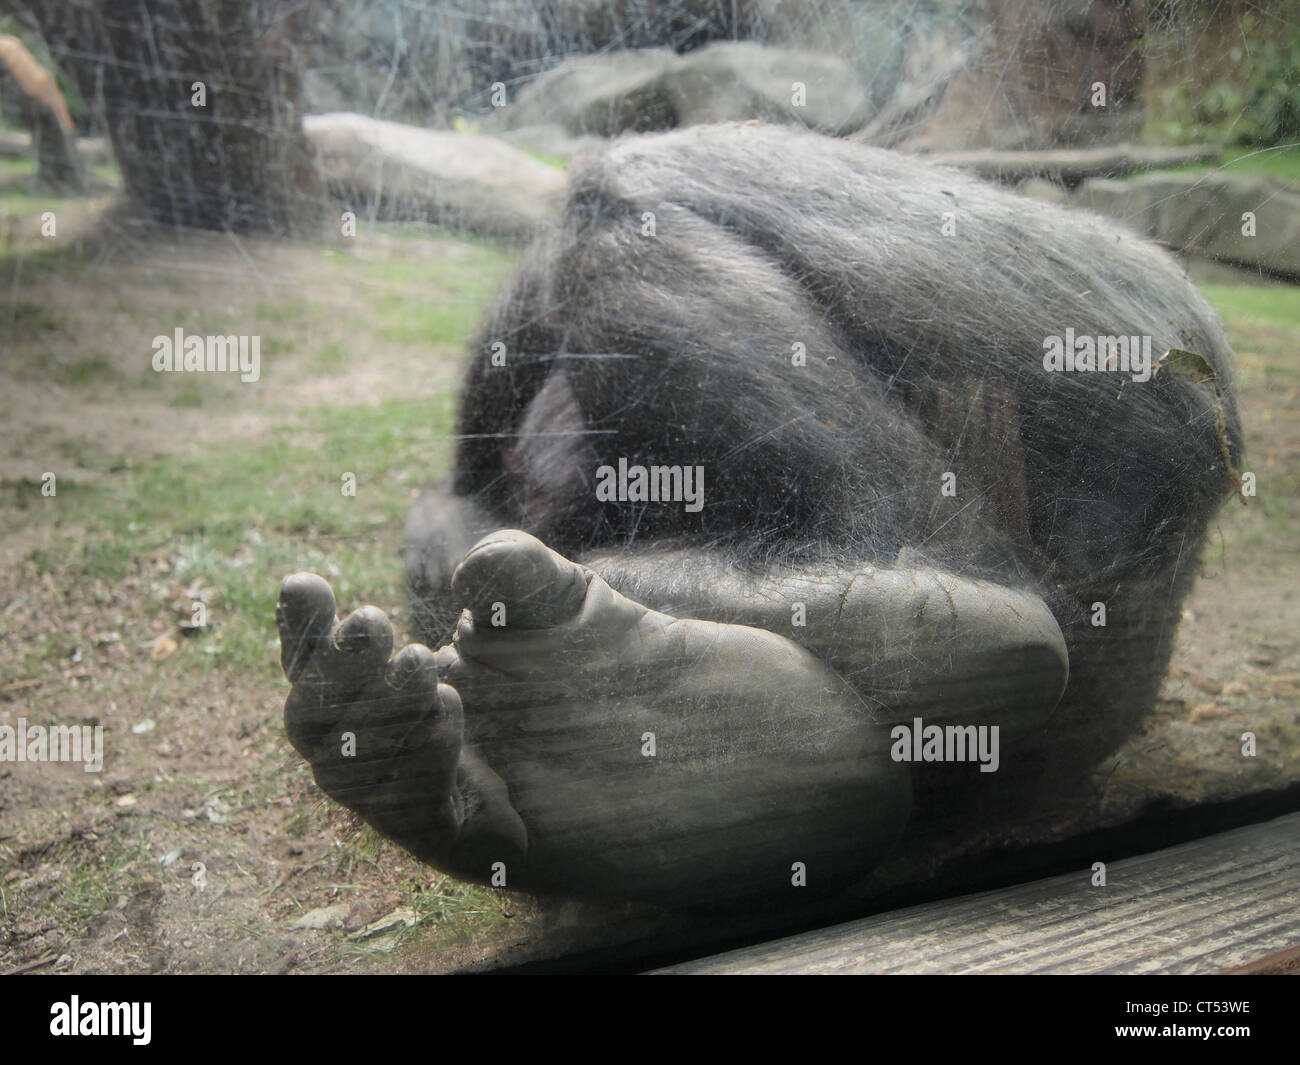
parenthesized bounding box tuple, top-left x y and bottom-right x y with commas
(279, 533, 911, 906)
(276, 573, 526, 881)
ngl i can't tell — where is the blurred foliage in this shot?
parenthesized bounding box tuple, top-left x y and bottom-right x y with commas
(1148, 5, 1300, 148)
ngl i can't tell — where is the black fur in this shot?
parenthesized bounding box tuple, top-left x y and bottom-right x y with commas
(409, 122, 1241, 837)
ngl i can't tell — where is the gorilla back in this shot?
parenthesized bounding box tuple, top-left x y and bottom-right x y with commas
(429, 121, 1239, 781)
(285, 122, 1241, 908)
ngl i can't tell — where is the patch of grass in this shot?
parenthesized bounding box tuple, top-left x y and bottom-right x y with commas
(1202, 282, 1300, 331)
(168, 381, 207, 408)
(261, 336, 297, 356)
(54, 354, 124, 388)
(314, 341, 349, 369)
(255, 300, 316, 325)
(2, 298, 60, 335)
(1202, 282, 1300, 386)
(352, 239, 516, 299)
(23, 389, 457, 676)
(284, 808, 312, 839)
(1126, 146, 1300, 183)
(58, 835, 148, 932)
(1219, 145, 1300, 181)
(348, 237, 516, 350)
(404, 874, 513, 936)
(5, 475, 59, 509)
(80, 536, 139, 582)
(18, 633, 63, 674)
(0, 188, 83, 224)
(1194, 282, 1300, 556)
(3, 242, 86, 281)
(56, 441, 133, 473)
(378, 295, 482, 346)
(0, 155, 34, 176)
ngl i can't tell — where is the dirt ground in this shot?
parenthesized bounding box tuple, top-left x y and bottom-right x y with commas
(0, 202, 1296, 975)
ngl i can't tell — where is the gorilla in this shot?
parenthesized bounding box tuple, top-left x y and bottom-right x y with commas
(276, 123, 1241, 910)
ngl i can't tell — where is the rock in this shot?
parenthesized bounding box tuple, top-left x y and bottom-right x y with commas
(930, 144, 1220, 186)
(1017, 177, 1069, 205)
(667, 42, 872, 135)
(202, 795, 230, 824)
(495, 49, 680, 137)
(1065, 172, 1300, 281)
(495, 43, 872, 138)
(149, 635, 177, 660)
(350, 907, 417, 939)
(303, 112, 566, 242)
(290, 903, 349, 930)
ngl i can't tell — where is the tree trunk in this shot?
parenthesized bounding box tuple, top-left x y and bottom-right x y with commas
(9, 0, 325, 235)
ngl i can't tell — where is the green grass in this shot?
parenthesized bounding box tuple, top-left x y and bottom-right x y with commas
(1197, 281, 1300, 552)
(57, 835, 149, 932)
(0, 186, 84, 219)
(315, 341, 349, 369)
(2, 298, 60, 335)
(1202, 282, 1300, 384)
(1202, 281, 1300, 331)
(0, 154, 119, 184)
(1219, 144, 1300, 181)
(355, 241, 516, 347)
(255, 300, 315, 325)
(353, 239, 516, 297)
(260, 336, 298, 356)
(4, 226, 510, 687)
(1128, 144, 1300, 182)
(405, 874, 512, 930)
(378, 293, 484, 346)
(15, 388, 457, 677)
(47, 354, 124, 387)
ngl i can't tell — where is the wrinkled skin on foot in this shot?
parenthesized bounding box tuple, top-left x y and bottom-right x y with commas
(277, 572, 527, 884)
(278, 531, 912, 908)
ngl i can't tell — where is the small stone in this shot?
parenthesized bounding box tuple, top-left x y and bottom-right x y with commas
(151, 635, 178, 660)
(291, 904, 349, 930)
(352, 907, 417, 939)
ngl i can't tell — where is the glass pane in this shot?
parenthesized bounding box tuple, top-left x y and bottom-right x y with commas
(1, 0, 1295, 974)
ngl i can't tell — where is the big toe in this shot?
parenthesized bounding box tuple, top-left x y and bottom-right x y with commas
(451, 530, 588, 630)
(277, 573, 338, 681)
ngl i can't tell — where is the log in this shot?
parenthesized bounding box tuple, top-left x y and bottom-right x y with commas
(657, 812, 1300, 974)
(922, 144, 1219, 185)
